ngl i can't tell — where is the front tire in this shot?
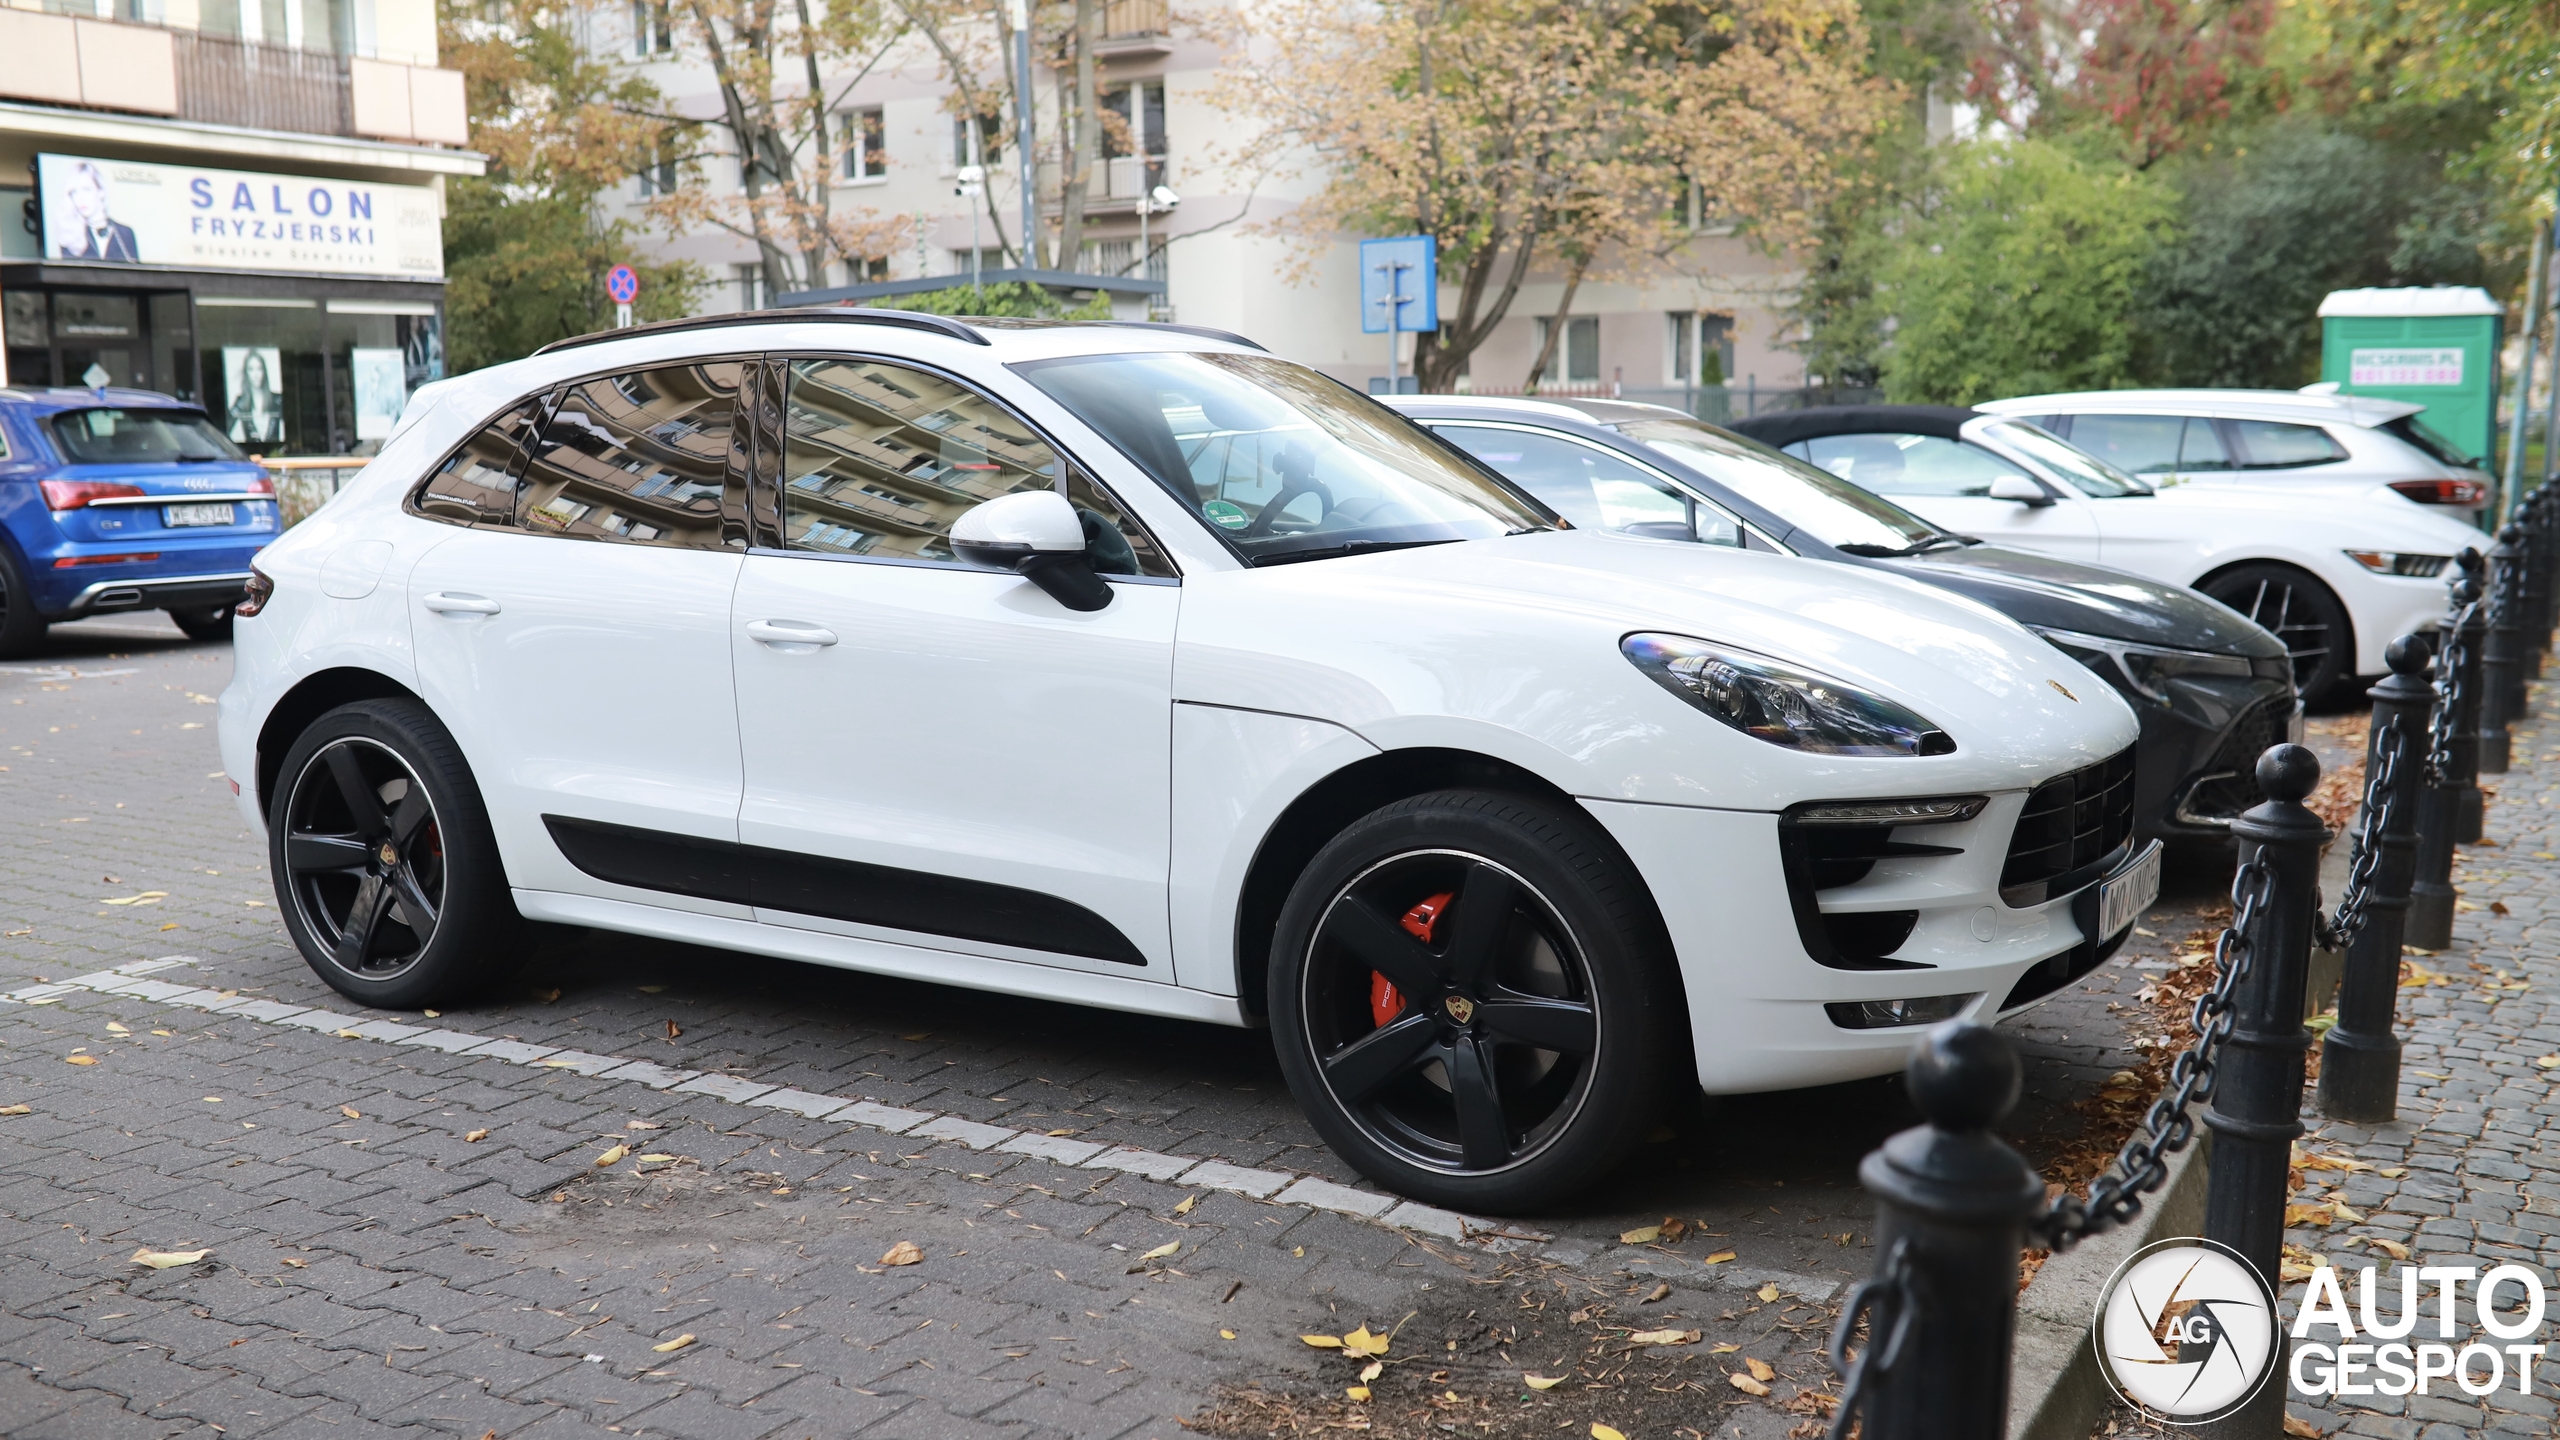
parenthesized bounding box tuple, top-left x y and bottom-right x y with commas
(268, 699, 521, 1008)
(1268, 789, 1678, 1212)
(169, 604, 235, 643)
(2199, 563, 2352, 702)
(0, 545, 48, 659)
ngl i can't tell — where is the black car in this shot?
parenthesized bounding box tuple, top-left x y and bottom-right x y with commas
(1387, 395, 2299, 844)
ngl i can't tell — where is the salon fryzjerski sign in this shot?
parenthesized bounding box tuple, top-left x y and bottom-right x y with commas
(36, 153, 443, 280)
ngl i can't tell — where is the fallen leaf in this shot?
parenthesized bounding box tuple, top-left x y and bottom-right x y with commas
(1172, 1194, 1197, 1216)
(1757, 1283, 1782, 1303)
(881, 1241, 924, 1266)
(1301, 1335, 1344, 1349)
(1702, 1249, 1736, 1265)
(1141, 1241, 1181, 1262)
(638, 984, 666, 993)
(423, 1009, 439, 1018)
(532, 988, 561, 1002)
(1046, 1128, 1076, 1137)
(340, 1105, 360, 1119)
(903, 1032, 932, 1041)
(2283, 1415, 2326, 1437)
(2365, 1237, 2410, 1260)
(1220, 1329, 1236, 1340)
(652, 1333, 696, 1353)
(626, 1120, 662, 1130)
(1728, 1372, 1771, 1397)
(1591, 1425, 1627, 1440)
(0, 1105, 29, 1116)
(1344, 1325, 1390, 1356)
(1618, 1224, 1662, 1245)
(131, 1248, 209, 1269)
(1345, 1386, 1370, 1402)
(463, 1129, 488, 1143)
(1524, 1374, 1564, 1391)
(594, 1144, 629, 1167)
(1746, 1357, 1775, 1382)
(1658, 1217, 1688, 1242)
(1359, 1360, 1383, 1383)
(65, 1055, 96, 1066)
(105, 1022, 129, 1034)
(1707, 1342, 1740, 1355)
(638, 1153, 676, 1163)
(664, 1020, 681, 1039)
(1641, 1283, 1670, 1304)
(100, 892, 168, 906)
(1628, 1328, 1699, 1346)
(2492, 901, 2512, 916)
(2379, 1167, 2408, 1178)
(2537, 1055, 2560, 1070)
(280, 1257, 307, 1267)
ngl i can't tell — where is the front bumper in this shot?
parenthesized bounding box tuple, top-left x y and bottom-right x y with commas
(2122, 672, 2301, 840)
(1587, 792, 2143, 1096)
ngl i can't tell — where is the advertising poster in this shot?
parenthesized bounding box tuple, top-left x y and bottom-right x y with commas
(351, 347, 406, 440)
(223, 346, 285, 444)
(38, 153, 445, 279)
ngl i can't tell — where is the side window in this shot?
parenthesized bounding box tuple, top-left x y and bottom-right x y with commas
(412, 396, 548, 528)
(1432, 424, 1743, 546)
(2174, 417, 2232, 472)
(777, 356, 1173, 576)
(2227, 419, 2347, 470)
(1797, 432, 2031, 498)
(519, 363, 744, 549)
(2060, 414, 2187, 474)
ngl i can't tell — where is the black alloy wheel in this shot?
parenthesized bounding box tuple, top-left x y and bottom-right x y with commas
(2200, 564, 2350, 702)
(1270, 790, 1675, 1211)
(269, 699, 518, 1007)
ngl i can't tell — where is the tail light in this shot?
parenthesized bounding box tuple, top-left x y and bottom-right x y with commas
(40, 479, 147, 510)
(54, 552, 161, 567)
(2389, 479, 2487, 507)
(246, 474, 276, 496)
(236, 565, 275, 617)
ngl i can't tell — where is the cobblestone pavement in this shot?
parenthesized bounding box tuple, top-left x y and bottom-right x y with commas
(1, 616, 2177, 1440)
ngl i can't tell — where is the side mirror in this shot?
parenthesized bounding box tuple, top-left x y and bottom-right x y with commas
(951, 490, 1115, 611)
(1987, 474, 2056, 508)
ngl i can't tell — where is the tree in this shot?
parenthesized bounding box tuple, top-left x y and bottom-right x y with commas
(1872, 138, 2177, 403)
(1219, 0, 1893, 393)
(440, 0, 705, 371)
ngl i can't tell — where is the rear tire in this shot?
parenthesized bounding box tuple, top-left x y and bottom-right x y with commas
(169, 605, 235, 643)
(2198, 563, 2352, 702)
(1268, 788, 1679, 1212)
(268, 699, 522, 1009)
(0, 546, 49, 659)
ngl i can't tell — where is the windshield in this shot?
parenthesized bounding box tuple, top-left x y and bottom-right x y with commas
(50, 408, 244, 464)
(1015, 351, 1552, 563)
(1612, 416, 1942, 551)
(1981, 420, 2151, 497)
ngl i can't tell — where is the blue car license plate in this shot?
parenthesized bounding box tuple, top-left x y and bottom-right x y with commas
(163, 502, 236, 527)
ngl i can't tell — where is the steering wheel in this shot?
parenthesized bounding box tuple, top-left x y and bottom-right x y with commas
(1242, 443, 1332, 538)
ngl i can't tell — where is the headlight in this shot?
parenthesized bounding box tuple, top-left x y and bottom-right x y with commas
(1622, 633, 1956, 756)
(2344, 549, 2452, 578)
(2033, 627, 2255, 704)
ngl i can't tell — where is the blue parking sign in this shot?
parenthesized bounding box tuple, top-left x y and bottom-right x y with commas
(1360, 236, 1437, 334)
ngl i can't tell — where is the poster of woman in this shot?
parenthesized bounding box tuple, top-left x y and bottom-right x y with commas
(224, 347, 283, 444)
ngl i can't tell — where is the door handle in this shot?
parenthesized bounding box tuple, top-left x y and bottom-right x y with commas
(422, 592, 502, 616)
(746, 618, 838, 649)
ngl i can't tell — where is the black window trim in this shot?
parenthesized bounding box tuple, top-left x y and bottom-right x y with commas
(403, 385, 563, 532)
(755, 347, 1183, 581)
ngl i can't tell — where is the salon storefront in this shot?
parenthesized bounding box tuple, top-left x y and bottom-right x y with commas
(1, 150, 449, 458)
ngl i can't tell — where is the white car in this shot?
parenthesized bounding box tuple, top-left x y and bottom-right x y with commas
(219, 312, 2141, 1209)
(1732, 404, 2490, 701)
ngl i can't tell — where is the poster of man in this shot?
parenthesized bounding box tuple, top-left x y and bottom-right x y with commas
(224, 347, 284, 444)
(49, 159, 141, 263)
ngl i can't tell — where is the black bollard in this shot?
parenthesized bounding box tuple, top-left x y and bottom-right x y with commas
(2205, 747, 2324, 1279)
(2446, 553, 2488, 845)
(1837, 1023, 2045, 1440)
(2481, 527, 2521, 775)
(2319, 639, 2431, 1122)
(2536, 489, 2559, 666)
(2407, 627, 2461, 950)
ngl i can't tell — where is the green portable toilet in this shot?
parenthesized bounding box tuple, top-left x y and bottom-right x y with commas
(2318, 286, 2503, 467)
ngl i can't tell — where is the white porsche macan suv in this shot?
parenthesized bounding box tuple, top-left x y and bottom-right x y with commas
(219, 312, 2146, 1209)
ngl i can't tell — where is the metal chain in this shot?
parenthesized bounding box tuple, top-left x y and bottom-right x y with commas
(1823, 1235, 1916, 1440)
(2030, 857, 2273, 1249)
(2427, 599, 2476, 788)
(2314, 712, 2403, 954)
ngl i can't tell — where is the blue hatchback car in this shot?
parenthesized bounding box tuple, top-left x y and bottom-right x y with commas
(0, 387, 278, 656)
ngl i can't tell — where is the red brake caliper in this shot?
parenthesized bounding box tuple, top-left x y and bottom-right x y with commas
(1372, 891, 1455, 1028)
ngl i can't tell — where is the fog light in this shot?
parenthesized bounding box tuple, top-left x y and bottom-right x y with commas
(1825, 994, 1977, 1029)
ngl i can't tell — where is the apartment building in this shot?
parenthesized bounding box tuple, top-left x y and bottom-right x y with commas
(0, 0, 479, 454)
(607, 0, 1807, 405)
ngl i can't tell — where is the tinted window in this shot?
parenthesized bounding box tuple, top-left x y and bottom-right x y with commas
(520, 363, 743, 549)
(1433, 424, 1742, 545)
(1612, 416, 1941, 551)
(778, 356, 1173, 576)
(1017, 350, 1551, 564)
(2061, 414, 2184, 473)
(2176, 417, 2231, 471)
(2227, 419, 2348, 469)
(413, 397, 548, 528)
(1794, 432, 2029, 498)
(50, 408, 240, 463)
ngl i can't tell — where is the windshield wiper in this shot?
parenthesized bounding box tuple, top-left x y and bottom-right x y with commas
(1837, 534, 1974, 558)
(1251, 538, 1463, 567)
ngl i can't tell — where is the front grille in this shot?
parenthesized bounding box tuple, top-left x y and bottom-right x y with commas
(2001, 747, 2135, 906)
(2174, 694, 2294, 827)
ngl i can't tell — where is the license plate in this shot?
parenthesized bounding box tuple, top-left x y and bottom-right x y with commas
(163, 502, 236, 527)
(2098, 841, 2163, 941)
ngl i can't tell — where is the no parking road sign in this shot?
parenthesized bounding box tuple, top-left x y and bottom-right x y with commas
(606, 265, 641, 304)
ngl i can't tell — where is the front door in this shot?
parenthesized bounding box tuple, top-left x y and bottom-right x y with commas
(731, 354, 1184, 978)
(405, 360, 751, 914)
(1790, 430, 2105, 564)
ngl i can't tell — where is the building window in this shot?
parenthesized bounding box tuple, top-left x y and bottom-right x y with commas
(1667, 313, 1733, 385)
(1535, 316, 1600, 385)
(636, 150, 678, 198)
(735, 264, 767, 312)
(632, 0, 673, 55)
(848, 256, 890, 283)
(843, 107, 887, 181)
(954, 113, 1002, 168)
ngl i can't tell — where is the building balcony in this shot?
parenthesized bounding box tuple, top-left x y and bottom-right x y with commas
(0, 11, 465, 146)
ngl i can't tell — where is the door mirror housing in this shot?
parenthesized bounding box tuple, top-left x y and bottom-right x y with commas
(951, 490, 1115, 611)
(1986, 474, 2056, 508)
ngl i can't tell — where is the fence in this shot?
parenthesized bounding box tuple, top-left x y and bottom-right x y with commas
(266, 456, 371, 528)
(1821, 504, 2558, 1438)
